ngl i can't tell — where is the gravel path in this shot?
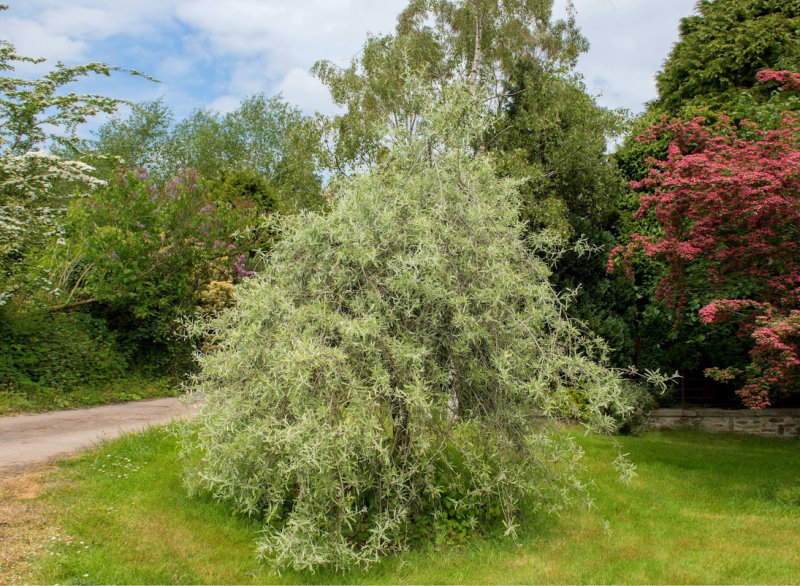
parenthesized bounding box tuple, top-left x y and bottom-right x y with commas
(0, 397, 199, 479)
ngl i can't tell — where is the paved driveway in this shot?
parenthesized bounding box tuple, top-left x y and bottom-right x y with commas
(0, 397, 199, 479)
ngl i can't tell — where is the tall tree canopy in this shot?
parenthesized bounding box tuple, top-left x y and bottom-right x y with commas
(490, 59, 626, 237)
(655, 0, 800, 114)
(397, 0, 587, 94)
(93, 94, 325, 213)
(313, 0, 587, 172)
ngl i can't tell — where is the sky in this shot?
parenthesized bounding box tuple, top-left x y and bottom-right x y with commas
(0, 0, 699, 125)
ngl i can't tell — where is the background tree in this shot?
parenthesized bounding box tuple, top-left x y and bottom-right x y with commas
(57, 167, 267, 358)
(397, 0, 586, 97)
(313, 0, 586, 173)
(609, 0, 800, 395)
(611, 97, 800, 408)
(93, 94, 325, 214)
(618, 0, 800, 190)
(0, 8, 324, 406)
(0, 17, 151, 302)
(655, 0, 800, 115)
(91, 99, 173, 177)
(38, 94, 329, 378)
(486, 60, 634, 365)
(491, 60, 626, 237)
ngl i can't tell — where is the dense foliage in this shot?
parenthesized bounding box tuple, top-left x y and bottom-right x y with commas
(488, 62, 634, 366)
(184, 86, 634, 571)
(609, 0, 800, 396)
(655, 0, 800, 114)
(57, 168, 268, 346)
(491, 61, 626, 236)
(314, 0, 634, 380)
(0, 306, 126, 393)
(94, 94, 325, 213)
(611, 92, 800, 408)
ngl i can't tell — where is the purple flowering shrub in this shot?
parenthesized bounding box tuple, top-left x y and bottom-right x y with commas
(65, 167, 266, 341)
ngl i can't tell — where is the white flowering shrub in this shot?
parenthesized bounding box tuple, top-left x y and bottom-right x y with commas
(183, 86, 633, 572)
(0, 16, 152, 300)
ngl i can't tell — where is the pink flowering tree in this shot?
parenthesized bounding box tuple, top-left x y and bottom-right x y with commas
(610, 71, 800, 408)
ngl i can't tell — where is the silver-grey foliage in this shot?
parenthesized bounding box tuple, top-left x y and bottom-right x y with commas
(182, 85, 632, 572)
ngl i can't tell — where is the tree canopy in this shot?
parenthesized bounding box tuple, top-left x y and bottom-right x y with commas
(0, 17, 152, 300)
(656, 0, 800, 113)
(313, 0, 587, 172)
(93, 94, 325, 213)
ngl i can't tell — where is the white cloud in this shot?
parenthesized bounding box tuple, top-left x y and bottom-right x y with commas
(0, 0, 702, 118)
(174, 1, 288, 55)
(275, 67, 338, 115)
(41, 1, 174, 35)
(174, 0, 406, 65)
(0, 0, 182, 72)
(0, 17, 88, 62)
(209, 94, 241, 114)
(169, 0, 406, 113)
(39, 6, 127, 38)
(564, 0, 698, 112)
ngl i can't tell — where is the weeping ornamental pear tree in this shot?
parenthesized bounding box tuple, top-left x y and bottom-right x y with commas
(312, 0, 634, 366)
(183, 80, 635, 572)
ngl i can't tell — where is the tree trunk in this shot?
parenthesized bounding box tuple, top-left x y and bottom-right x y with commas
(470, 1, 487, 155)
(469, 1, 483, 97)
(48, 298, 98, 313)
(391, 395, 410, 459)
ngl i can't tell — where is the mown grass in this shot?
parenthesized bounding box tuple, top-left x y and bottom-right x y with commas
(0, 375, 180, 415)
(29, 427, 800, 584)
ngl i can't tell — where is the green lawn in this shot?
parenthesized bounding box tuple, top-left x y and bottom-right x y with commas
(28, 427, 800, 584)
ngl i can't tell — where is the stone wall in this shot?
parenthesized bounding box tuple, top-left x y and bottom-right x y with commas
(648, 408, 800, 438)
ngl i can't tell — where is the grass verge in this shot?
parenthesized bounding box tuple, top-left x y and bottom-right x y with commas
(19, 428, 800, 584)
(0, 375, 180, 415)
